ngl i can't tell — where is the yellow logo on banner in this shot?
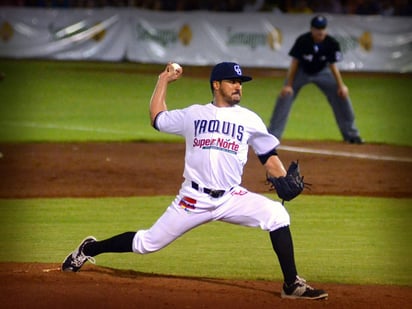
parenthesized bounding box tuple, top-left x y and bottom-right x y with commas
(92, 22, 106, 42)
(0, 22, 13, 42)
(179, 24, 192, 46)
(359, 31, 372, 51)
(267, 27, 282, 51)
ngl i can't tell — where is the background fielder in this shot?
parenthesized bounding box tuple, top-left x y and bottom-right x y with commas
(268, 15, 363, 144)
(62, 61, 328, 300)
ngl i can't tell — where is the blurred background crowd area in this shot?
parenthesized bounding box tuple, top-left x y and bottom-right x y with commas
(1, 0, 411, 16)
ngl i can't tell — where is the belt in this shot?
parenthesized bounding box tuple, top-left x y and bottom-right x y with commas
(191, 181, 226, 198)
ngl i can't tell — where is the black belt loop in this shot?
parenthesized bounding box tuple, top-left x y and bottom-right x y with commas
(191, 181, 199, 191)
(191, 181, 225, 198)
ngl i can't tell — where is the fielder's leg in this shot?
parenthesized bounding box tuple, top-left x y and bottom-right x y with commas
(268, 93, 295, 139)
(314, 70, 362, 143)
(268, 69, 307, 139)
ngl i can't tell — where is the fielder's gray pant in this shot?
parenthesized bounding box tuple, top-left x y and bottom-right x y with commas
(268, 67, 361, 141)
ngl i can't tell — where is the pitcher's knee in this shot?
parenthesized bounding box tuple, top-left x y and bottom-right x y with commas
(132, 230, 164, 254)
(267, 204, 290, 231)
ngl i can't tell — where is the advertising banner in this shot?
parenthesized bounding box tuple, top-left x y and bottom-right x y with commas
(1, 8, 411, 72)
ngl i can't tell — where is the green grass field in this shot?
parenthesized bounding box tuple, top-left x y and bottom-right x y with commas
(0, 59, 411, 286)
(0, 59, 411, 145)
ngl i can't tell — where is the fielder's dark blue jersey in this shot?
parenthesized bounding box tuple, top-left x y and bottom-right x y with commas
(289, 32, 342, 74)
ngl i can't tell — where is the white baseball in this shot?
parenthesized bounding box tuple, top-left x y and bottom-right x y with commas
(171, 62, 182, 71)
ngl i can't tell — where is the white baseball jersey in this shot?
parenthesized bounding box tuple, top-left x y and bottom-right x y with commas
(132, 102, 289, 254)
(155, 103, 279, 190)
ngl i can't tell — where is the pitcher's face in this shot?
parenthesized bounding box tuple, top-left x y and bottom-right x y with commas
(214, 79, 243, 107)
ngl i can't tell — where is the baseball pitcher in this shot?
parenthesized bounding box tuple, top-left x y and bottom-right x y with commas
(62, 62, 328, 300)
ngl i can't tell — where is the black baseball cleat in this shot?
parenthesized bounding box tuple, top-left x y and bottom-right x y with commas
(281, 276, 328, 300)
(61, 236, 97, 272)
(345, 136, 364, 144)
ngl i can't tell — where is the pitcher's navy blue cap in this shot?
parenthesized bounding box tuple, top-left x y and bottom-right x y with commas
(311, 15, 328, 29)
(210, 62, 252, 83)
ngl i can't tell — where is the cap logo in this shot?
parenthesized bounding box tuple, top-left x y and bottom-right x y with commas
(234, 65, 242, 76)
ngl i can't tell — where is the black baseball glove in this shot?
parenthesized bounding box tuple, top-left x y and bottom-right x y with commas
(267, 160, 310, 203)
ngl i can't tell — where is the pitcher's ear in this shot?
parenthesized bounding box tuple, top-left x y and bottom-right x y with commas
(212, 80, 220, 90)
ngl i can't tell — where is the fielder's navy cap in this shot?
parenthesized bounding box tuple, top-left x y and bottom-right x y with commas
(311, 15, 328, 29)
(210, 62, 252, 83)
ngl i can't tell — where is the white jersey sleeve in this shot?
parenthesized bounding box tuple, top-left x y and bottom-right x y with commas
(154, 109, 187, 136)
(247, 111, 280, 155)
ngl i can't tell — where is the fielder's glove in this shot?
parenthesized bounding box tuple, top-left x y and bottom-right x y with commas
(267, 160, 310, 203)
